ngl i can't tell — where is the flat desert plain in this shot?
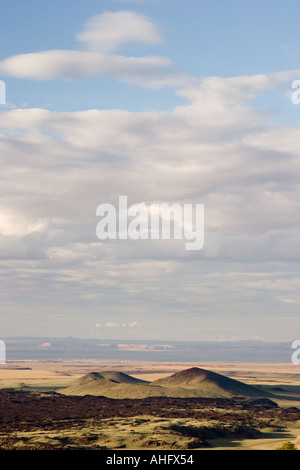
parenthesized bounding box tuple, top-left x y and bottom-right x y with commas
(0, 361, 299, 450)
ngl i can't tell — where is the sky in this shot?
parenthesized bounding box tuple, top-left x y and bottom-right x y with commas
(1, 0, 300, 342)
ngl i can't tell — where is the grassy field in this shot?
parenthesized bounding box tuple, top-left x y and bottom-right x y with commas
(1, 361, 300, 391)
(0, 361, 299, 450)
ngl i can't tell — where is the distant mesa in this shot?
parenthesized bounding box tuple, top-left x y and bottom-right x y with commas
(62, 367, 271, 399)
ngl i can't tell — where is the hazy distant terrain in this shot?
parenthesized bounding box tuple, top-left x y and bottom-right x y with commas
(2, 337, 294, 363)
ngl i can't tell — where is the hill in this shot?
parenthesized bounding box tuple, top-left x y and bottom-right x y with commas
(152, 367, 270, 398)
(62, 367, 271, 399)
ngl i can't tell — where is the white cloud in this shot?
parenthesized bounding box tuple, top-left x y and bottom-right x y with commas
(1, 67, 300, 340)
(76, 11, 163, 52)
(0, 212, 48, 237)
(175, 70, 300, 130)
(0, 11, 189, 89)
(105, 321, 140, 328)
(0, 50, 186, 88)
(0, 71, 299, 247)
(106, 322, 120, 327)
(128, 321, 140, 327)
(38, 342, 52, 348)
(281, 298, 300, 304)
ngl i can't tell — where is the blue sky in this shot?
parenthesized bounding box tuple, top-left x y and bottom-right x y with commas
(2, 0, 300, 112)
(1, 0, 300, 344)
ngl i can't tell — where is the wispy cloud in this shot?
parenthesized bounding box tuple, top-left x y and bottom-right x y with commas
(105, 321, 140, 328)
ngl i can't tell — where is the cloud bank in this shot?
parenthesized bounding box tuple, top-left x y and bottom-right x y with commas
(1, 10, 300, 341)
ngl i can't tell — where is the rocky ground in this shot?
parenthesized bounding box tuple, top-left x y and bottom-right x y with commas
(0, 389, 299, 450)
